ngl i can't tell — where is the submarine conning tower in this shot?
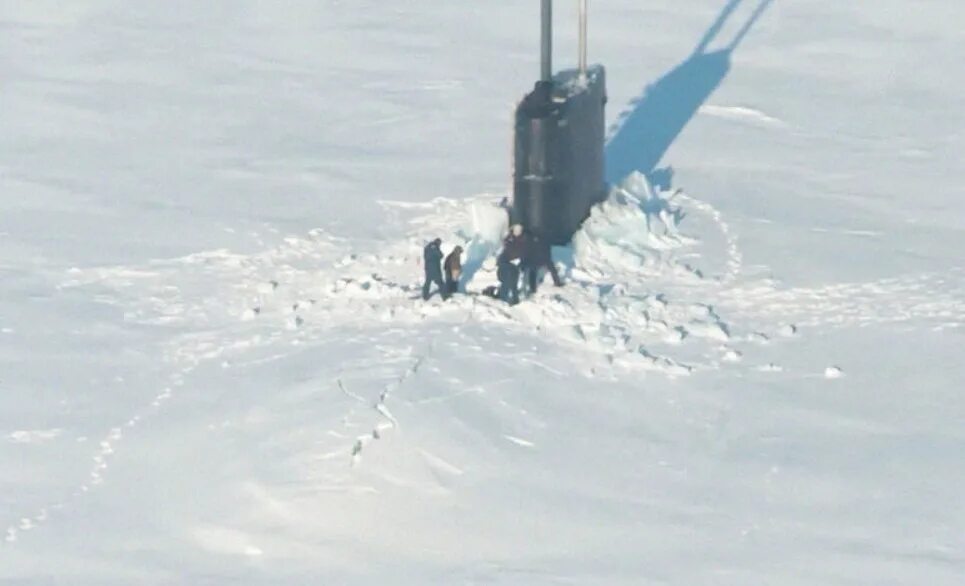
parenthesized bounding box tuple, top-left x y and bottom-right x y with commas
(512, 0, 608, 246)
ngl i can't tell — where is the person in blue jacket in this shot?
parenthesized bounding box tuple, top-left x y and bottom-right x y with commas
(422, 238, 448, 300)
(496, 253, 520, 306)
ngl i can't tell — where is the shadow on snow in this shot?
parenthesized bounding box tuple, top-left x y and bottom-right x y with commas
(605, 0, 775, 190)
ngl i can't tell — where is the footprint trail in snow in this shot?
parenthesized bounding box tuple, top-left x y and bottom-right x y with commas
(8, 172, 962, 544)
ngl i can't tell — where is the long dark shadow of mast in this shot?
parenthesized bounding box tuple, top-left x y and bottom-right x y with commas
(694, 0, 744, 56)
(605, 0, 775, 188)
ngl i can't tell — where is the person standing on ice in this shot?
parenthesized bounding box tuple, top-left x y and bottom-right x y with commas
(522, 232, 562, 295)
(421, 238, 448, 301)
(443, 245, 463, 296)
(496, 253, 520, 306)
(501, 224, 527, 261)
(496, 224, 527, 303)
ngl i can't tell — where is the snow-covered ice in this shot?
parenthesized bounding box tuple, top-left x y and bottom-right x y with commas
(1, 1, 964, 584)
(824, 365, 845, 379)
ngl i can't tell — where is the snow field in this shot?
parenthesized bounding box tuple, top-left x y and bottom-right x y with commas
(2, 0, 965, 583)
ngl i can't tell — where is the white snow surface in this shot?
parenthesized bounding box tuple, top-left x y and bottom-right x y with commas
(2, 1, 964, 584)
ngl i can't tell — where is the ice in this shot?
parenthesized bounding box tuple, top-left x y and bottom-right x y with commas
(824, 365, 845, 379)
(2, 1, 964, 584)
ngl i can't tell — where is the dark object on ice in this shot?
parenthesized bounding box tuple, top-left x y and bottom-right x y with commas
(522, 233, 563, 295)
(421, 238, 447, 301)
(501, 224, 527, 262)
(496, 255, 520, 306)
(481, 285, 500, 299)
(498, 197, 515, 225)
(512, 0, 607, 246)
(444, 245, 463, 295)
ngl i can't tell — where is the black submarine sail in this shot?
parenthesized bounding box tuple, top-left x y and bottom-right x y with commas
(512, 0, 608, 246)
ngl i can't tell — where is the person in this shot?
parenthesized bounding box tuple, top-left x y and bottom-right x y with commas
(496, 253, 520, 306)
(498, 197, 515, 226)
(522, 232, 563, 295)
(521, 80, 555, 117)
(502, 224, 527, 262)
(443, 245, 463, 296)
(421, 238, 447, 301)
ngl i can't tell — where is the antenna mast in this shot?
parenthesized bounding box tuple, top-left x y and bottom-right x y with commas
(578, 0, 588, 79)
(541, 0, 553, 82)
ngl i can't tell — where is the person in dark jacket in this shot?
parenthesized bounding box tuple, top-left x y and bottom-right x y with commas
(501, 224, 527, 262)
(496, 253, 520, 306)
(443, 245, 463, 295)
(422, 238, 448, 300)
(498, 197, 515, 226)
(522, 80, 555, 117)
(522, 232, 563, 295)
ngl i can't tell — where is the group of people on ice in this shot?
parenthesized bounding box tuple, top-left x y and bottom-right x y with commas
(421, 223, 562, 305)
(420, 238, 463, 301)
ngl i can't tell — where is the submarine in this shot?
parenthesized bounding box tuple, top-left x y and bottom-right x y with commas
(511, 0, 608, 246)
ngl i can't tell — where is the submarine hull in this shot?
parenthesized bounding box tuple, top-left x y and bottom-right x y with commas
(512, 65, 608, 246)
